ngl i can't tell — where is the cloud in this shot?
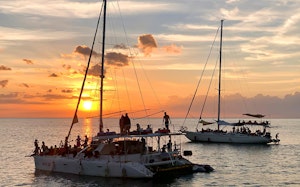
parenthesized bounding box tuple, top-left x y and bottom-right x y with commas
(88, 64, 103, 77)
(74, 45, 100, 58)
(165, 92, 300, 118)
(0, 65, 11, 70)
(0, 92, 20, 104)
(41, 94, 72, 101)
(20, 83, 29, 88)
(62, 64, 72, 70)
(23, 59, 34, 64)
(162, 44, 182, 54)
(62, 89, 73, 93)
(0, 80, 8, 88)
(138, 34, 158, 56)
(0, 1, 101, 19)
(106, 52, 129, 67)
(113, 43, 128, 50)
(49, 73, 59, 77)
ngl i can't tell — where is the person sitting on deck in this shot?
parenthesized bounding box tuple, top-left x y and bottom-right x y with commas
(167, 139, 172, 152)
(34, 139, 39, 155)
(76, 135, 81, 148)
(41, 141, 49, 154)
(83, 135, 89, 147)
(136, 123, 142, 133)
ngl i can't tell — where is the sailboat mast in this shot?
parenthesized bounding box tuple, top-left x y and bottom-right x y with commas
(99, 0, 107, 133)
(217, 20, 224, 130)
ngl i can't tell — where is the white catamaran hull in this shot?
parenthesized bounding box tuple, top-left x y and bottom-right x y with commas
(33, 155, 154, 178)
(185, 131, 272, 144)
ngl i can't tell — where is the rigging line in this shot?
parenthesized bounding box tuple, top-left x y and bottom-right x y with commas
(196, 57, 219, 129)
(122, 68, 132, 112)
(66, 2, 103, 140)
(113, 68, 122, 113)
(182, 26, 220, 126)
(116, 0, 149, 119)
(133, 110, 164, 120)
(132, 60, 148, 118)
(86, 110, 125, 119)
(139, 58, 162, 107)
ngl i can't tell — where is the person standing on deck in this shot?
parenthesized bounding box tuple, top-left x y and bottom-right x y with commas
(123, 113, 131, 134)
(163, 112, 171, 130)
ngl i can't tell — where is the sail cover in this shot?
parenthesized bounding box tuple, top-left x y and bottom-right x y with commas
(199, 119, 214, 125)
(217, 120, 235, 126)
(243, 113, 265, 118)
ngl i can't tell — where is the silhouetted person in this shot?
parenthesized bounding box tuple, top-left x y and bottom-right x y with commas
(34, 139, 39, 155)
(119, 115, 125, 134)
(76, 135, 81, 147)
(124, 113, 131, 134)
(163, 112, 171, 130)
(83, 135, 88, 147)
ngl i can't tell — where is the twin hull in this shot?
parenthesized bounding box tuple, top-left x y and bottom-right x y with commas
(33, 155, 153, 178)
(185, 131, 271, 144)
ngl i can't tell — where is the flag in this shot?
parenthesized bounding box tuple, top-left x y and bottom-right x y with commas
(72, 114, 79, 124)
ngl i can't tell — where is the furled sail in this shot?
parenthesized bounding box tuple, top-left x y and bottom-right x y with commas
(217, 120, 235, 126)
(243, 113, 265, 118)
(199, 119, 214, 126)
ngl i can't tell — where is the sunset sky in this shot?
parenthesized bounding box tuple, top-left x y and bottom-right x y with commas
(1, 0, 299, 119)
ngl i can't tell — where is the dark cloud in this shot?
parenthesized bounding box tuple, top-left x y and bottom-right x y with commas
(114, 43, 128, 49)
(62, 89, 73, 93)
(0, 65, 11, 70)
(49, 73, 59, 77)
(0, 92, 21, 104)
(0, 80, 8, 88)
(74, 45, 100, 57)
(62, 64, 71, 70)
(23, 59, 34, 64)
(42, 94, 72, 100)
(20, 83, 29, 88)
(138, 34, 157, 56)
(106, 52, 129, 67)
(88, 64, 104, 77)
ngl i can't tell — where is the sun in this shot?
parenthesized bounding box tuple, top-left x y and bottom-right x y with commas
(83, 100, 93, 110)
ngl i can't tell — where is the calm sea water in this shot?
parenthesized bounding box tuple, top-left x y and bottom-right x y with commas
(0, 118, 299, 187)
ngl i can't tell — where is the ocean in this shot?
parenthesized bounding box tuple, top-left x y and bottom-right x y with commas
(0, 118, 299, 187)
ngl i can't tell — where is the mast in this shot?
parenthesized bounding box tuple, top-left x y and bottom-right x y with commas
(66, 2, 104, 140)
(99, 0, 107, 133)
(217, 20, 224, 131)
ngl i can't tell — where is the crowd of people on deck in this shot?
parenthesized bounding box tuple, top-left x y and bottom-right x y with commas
(200, 125, 267, 136)
(118, 112, 171, 135)
(33, 111, 173, 157)
(33, 134, 89, 157)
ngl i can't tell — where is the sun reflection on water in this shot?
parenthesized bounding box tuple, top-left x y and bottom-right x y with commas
(82, 118, 93, 139)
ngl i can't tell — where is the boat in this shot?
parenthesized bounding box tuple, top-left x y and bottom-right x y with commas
(31, 0, 213, 178)
(182, 20, 280, 144)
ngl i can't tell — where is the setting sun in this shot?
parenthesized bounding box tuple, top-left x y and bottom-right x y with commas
(83, 100, 93, 111)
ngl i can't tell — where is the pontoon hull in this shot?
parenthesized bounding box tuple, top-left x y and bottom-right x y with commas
(185, 131, 272, 144)
(33, 155, 154, 178)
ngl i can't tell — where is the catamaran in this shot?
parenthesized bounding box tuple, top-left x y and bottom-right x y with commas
(31, 0, 213, 178)
(182, 20, 280, 144)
